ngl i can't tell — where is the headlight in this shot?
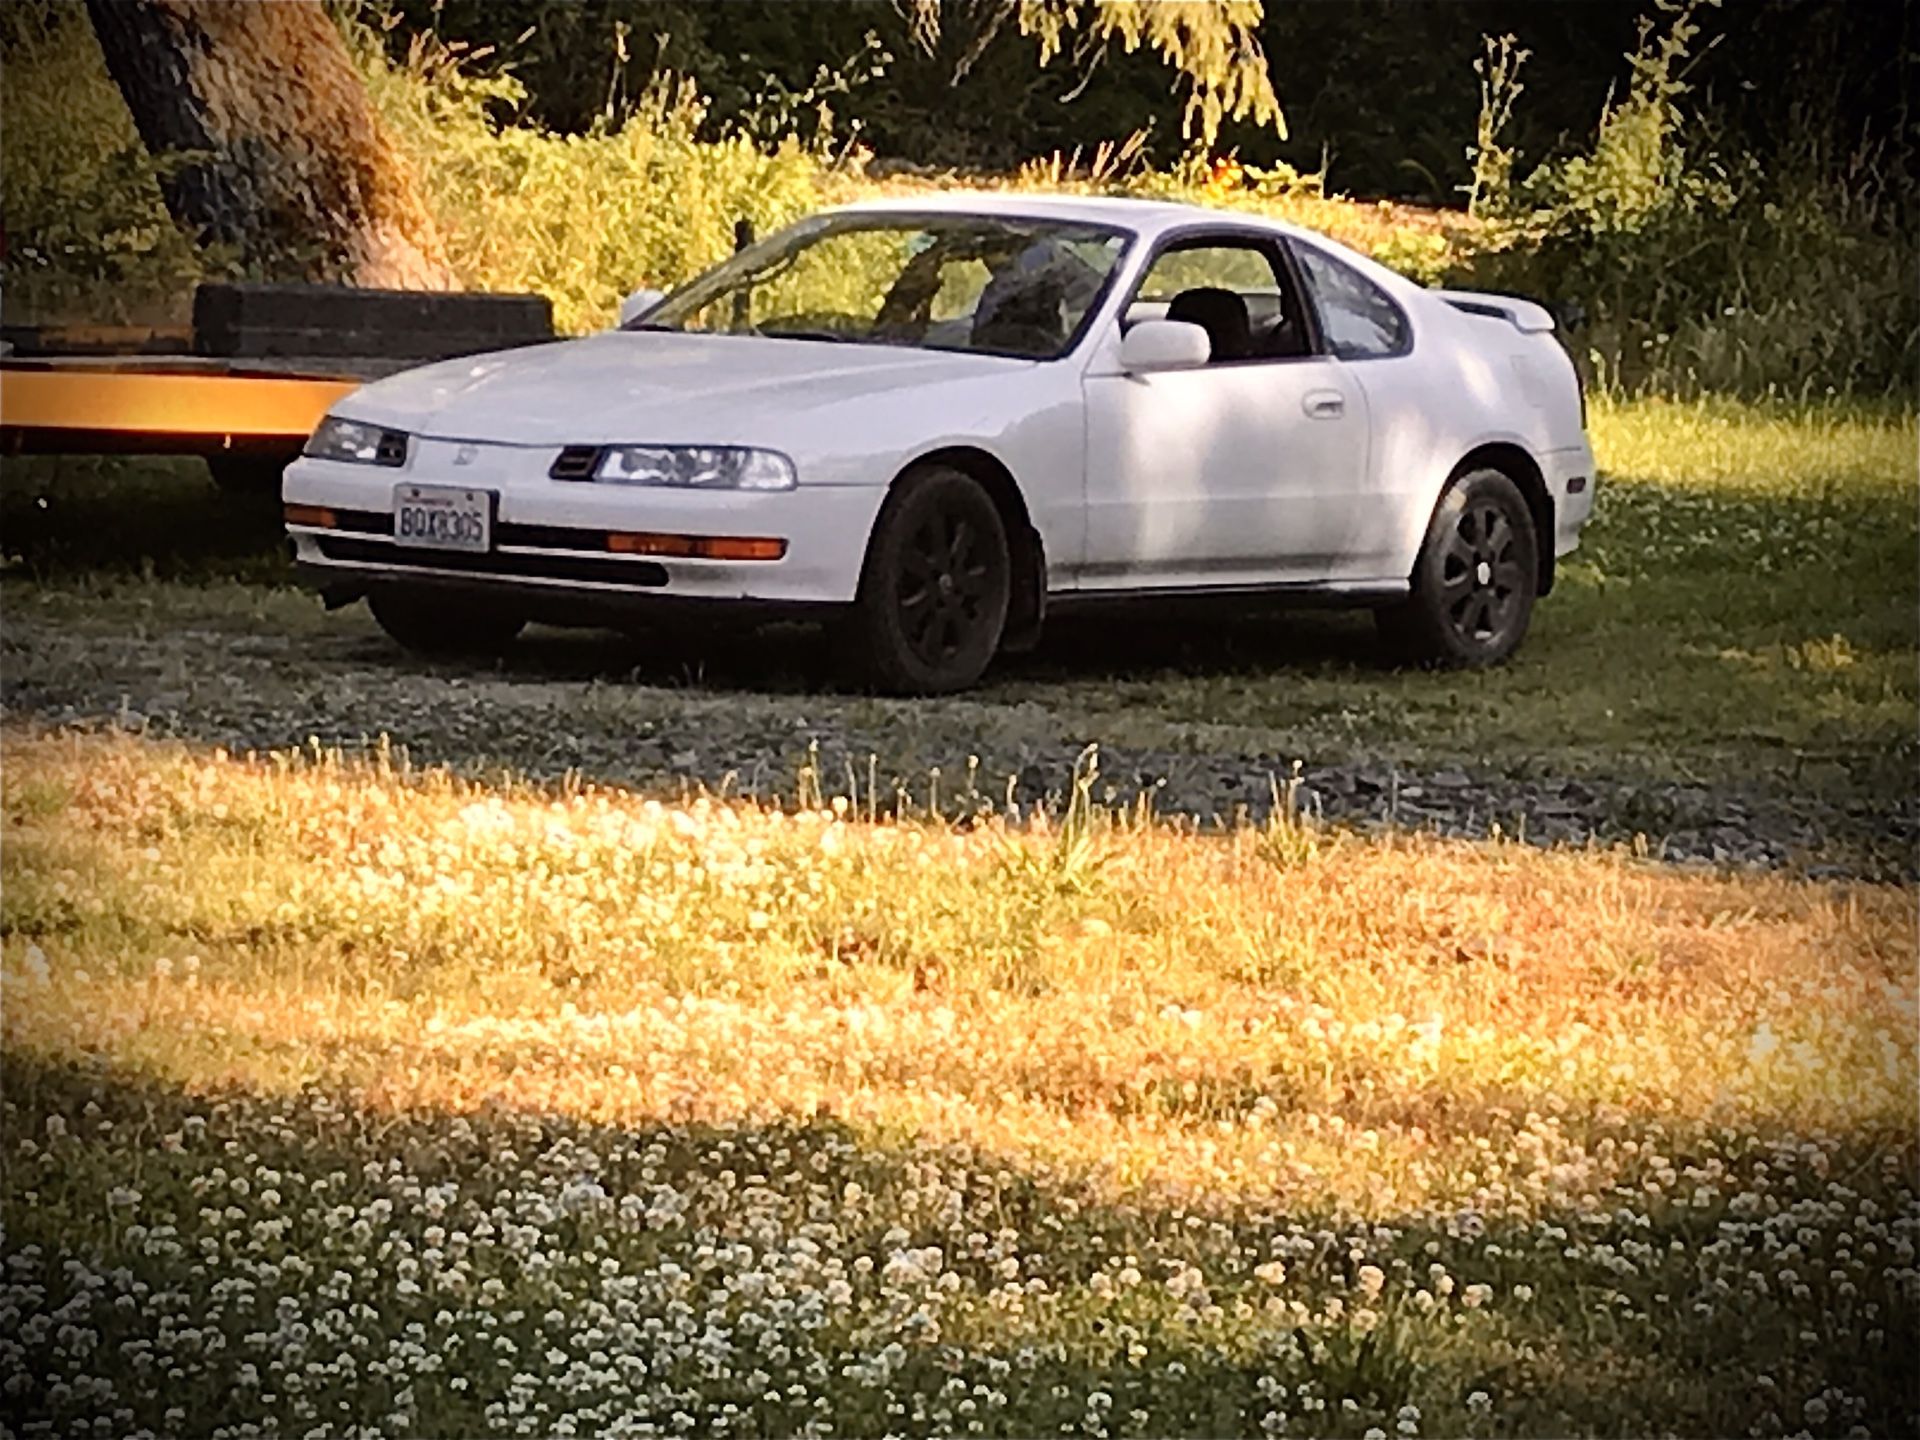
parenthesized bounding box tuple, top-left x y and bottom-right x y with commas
(594, 445, 796, 491)
(305, 416, 409, 467)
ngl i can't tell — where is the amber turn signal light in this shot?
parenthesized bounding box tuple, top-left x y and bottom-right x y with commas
(283, 504, 337, 528)
(606, 532, 787, 561)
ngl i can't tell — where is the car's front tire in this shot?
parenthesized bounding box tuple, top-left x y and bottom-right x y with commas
(845, 465, 1011, 694)
(369, 586, 525, 659)
(1377, 467, 1539, 668)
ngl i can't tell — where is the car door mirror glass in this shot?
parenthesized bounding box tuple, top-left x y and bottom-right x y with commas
(618, 288, 666, 327)
(1119, 319, 1212, 372)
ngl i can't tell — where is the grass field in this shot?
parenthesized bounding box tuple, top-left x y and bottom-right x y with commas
(3, 730, 1915, 1437)
(2, 392, 1915, 1436)
(5, 9, 1916, 1432)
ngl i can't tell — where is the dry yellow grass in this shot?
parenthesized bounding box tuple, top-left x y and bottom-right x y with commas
(5, 729, 1910, 1219)
(6, 728, 1916, 1436)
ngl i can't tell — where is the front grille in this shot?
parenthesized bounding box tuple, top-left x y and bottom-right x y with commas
(549, 445, 601, 480)
(314, 534, 669, 589)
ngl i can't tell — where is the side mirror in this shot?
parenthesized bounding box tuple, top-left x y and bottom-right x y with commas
(1119, 318, 1211, 372)
(618, 287, 665, 327)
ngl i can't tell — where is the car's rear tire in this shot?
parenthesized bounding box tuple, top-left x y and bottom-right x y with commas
(1376, 467, 1539, 668)
(369, 586, 525, 658)
(844, 465, 1010, 694)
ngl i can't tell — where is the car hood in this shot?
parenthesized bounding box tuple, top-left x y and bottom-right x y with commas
(335, 331, 1031, 446)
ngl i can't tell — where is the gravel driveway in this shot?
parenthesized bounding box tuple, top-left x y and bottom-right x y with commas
(3, 582, 1911, 879)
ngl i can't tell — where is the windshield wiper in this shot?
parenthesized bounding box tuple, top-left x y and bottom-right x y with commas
(757, 328, 855, 344)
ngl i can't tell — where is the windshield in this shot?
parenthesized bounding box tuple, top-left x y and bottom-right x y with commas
(631, 214, 1133, 361)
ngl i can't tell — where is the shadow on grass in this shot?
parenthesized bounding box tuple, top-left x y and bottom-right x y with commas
(363, 606, 1398, 693)
(0, 455, 291, 584)
(3, 1051, 1915, 1438)
(5, 458, 1915, 790)
(345, 473, 1917, 703)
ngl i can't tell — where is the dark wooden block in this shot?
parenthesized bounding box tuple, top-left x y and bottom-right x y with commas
(193, 283, 554, 360)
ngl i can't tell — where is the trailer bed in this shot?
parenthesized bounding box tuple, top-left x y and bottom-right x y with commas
(1, 356, 362, 457)
(0, 282, 553, 479)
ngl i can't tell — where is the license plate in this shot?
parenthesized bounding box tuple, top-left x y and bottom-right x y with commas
(394, 484, 492, 553)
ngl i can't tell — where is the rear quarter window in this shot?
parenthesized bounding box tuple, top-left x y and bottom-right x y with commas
(1294, 244, 1410, 360)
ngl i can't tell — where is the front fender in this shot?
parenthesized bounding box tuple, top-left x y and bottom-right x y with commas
(784, 365, 1088, 569)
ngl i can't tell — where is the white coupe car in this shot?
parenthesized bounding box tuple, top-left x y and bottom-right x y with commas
(284, 194, 1595, 692)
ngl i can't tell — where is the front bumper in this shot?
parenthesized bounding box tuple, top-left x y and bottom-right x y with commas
(283, 450, 886, 606)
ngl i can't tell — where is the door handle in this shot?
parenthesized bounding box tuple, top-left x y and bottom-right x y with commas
(1303, 390, 1346, 419)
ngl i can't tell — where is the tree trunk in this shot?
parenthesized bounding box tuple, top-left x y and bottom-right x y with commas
(85, 0, 456, 290)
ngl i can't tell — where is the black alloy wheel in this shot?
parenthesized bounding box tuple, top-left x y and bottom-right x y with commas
(898, 506, 997, 668)
(1376, 468, 1539, 668)
(1440, 496, 1529, 649)
(846, 465, 1010, 694)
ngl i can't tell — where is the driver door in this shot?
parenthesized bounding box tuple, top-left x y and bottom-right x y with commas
(1079, 234, 1369, 587)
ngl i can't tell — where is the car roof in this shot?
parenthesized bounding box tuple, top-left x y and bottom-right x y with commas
(828, 190, 1286, 237)
(822, 190, 1427, 301)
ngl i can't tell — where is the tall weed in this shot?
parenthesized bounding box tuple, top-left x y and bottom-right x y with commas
(1457, 2, 1916, 398)
(358, 26, 848, 335)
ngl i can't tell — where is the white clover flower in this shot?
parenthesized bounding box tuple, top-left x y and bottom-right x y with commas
(1354, 1265, 1385, 1299)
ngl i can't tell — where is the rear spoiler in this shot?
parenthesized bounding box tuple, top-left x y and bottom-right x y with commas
(1434, 290, 1557, 333)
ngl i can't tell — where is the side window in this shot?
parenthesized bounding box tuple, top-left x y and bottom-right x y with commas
(1294, 245, 1409, 360)
(1136, 244, 1278, 302)
(1128, 240, 1305, 363)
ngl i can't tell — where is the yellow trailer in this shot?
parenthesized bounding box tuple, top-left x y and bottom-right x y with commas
(1, 356, 358, 457)
(1, 282, 553, 488)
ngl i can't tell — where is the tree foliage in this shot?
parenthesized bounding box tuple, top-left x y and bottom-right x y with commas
(352, 0, 1908, 206)
(892, 0, 1281, 147)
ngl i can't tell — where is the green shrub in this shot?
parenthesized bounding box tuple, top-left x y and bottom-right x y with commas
(358, 26, 847, 334)
(0, 3, 207, 324)
(0, 5, 848, 334)
(0, 6, 1474, 331)
(1455, 3, 1917, 398)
